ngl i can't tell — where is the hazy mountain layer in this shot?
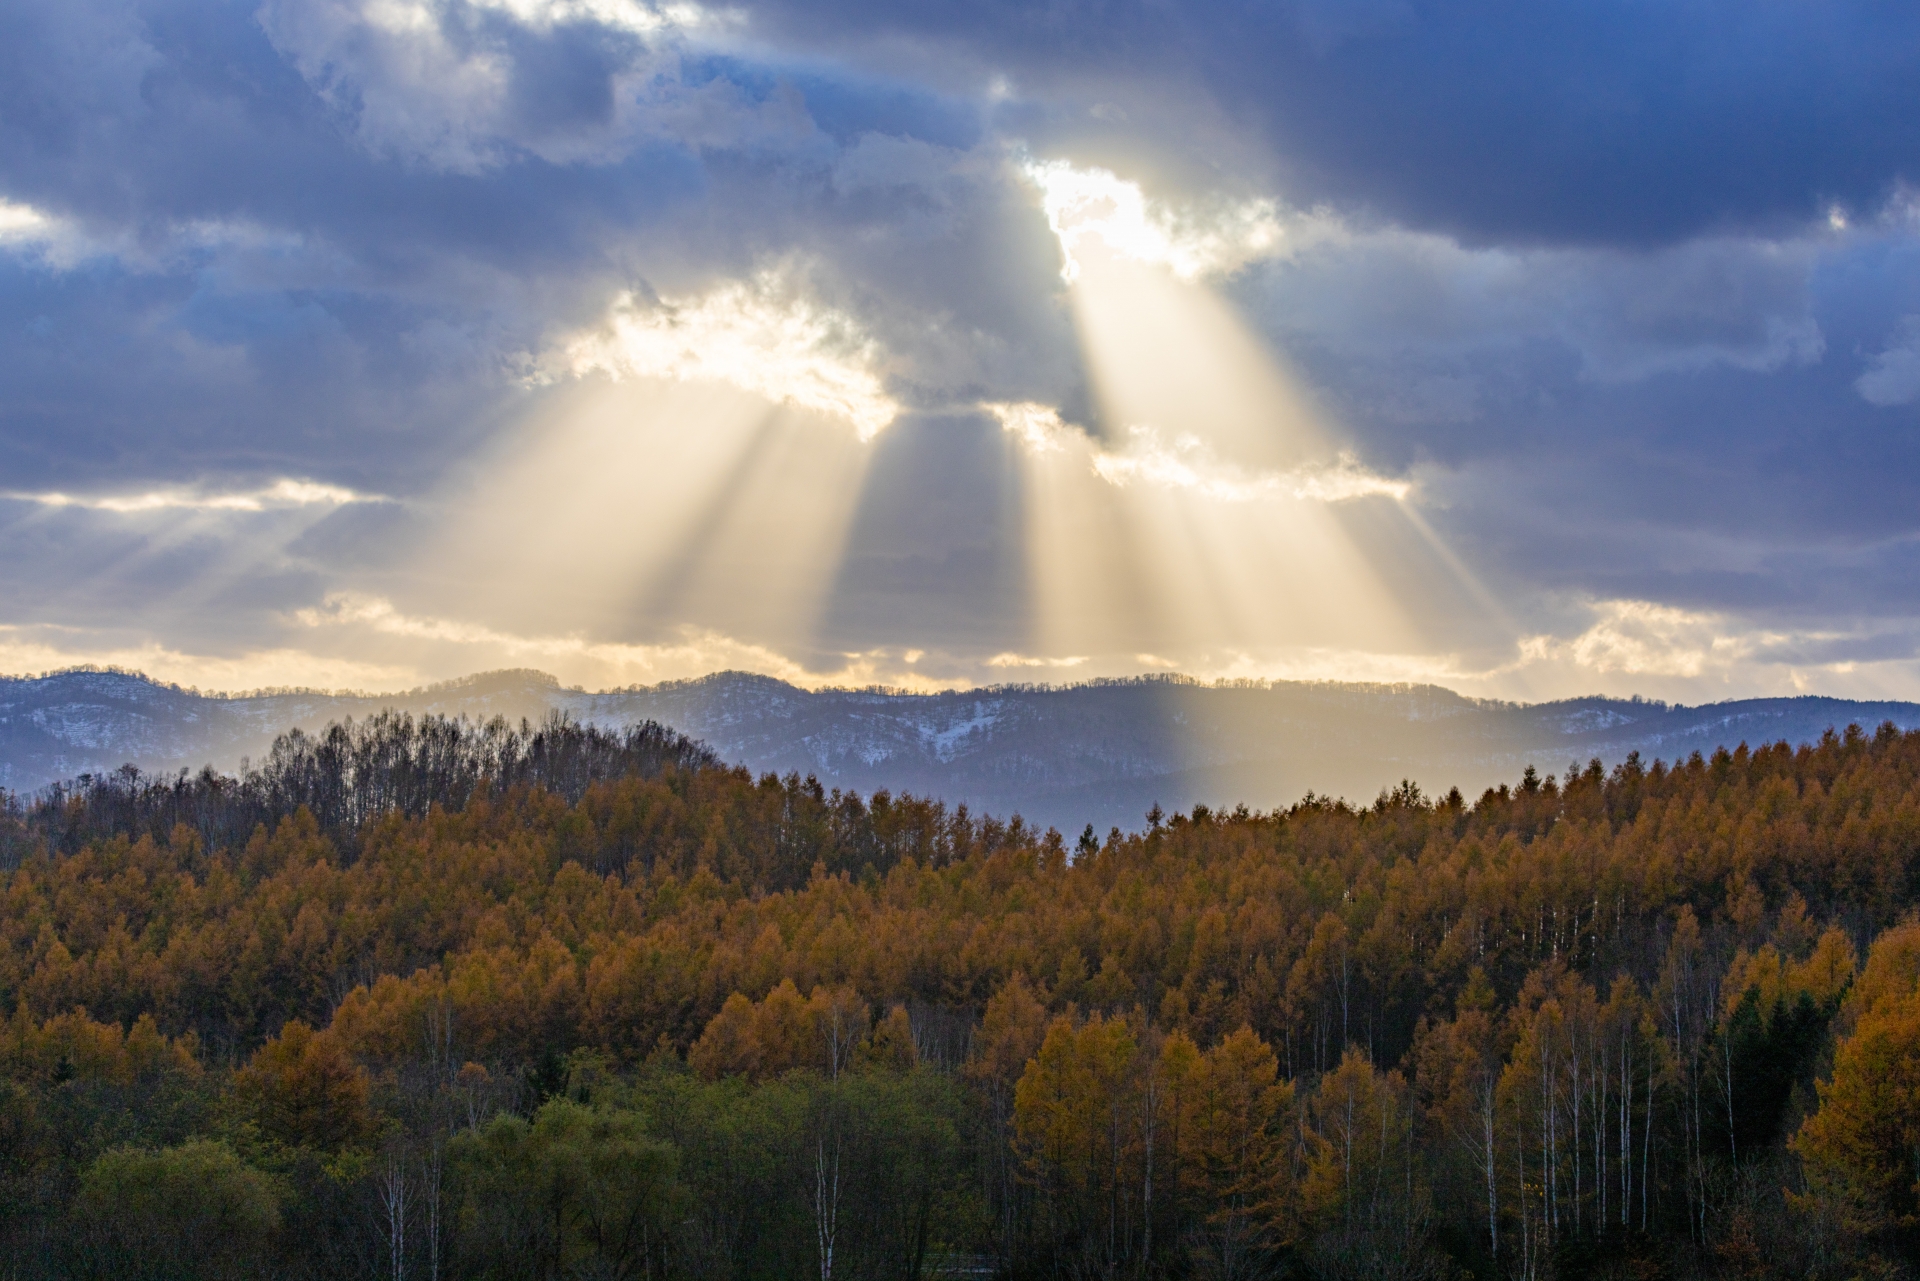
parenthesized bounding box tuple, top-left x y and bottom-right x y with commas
(3, 668, 1915, 832)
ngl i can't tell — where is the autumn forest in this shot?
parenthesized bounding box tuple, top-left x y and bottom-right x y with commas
(4, 712, 1920, 1279)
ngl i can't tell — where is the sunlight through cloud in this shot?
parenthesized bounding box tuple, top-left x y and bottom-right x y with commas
(982, 401, 1071, 453)
(5, 479, 380, 514)
(997, 186, 1448, 669)
(0, 198, 51, 243)
(988, 403, 1410, 502)
(455, 0, 707, 35)
(549, 272, 901, 439)
(986, 651, 1090, 669)
(426, 378, 873, 640)
(295, 591, 969, 690)
(1020, 157, 1285, 282)
(0, 626, 418, 693)
(1447, 597, 1920, 700)
(1089, 427, 1411, 503)
(1516, 599, 1784, 680)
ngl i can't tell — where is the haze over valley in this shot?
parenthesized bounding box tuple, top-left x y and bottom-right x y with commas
(7, 666, 1920, 834)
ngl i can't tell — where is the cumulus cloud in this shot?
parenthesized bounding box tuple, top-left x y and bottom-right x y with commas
(982, 401, 1070, 452)
(1493, 598, 1920, 700)
(472, 0, 704, 34)
(1089, 428, 1410, 503)
(1857, 317, 1920, 406)
(546, 269, 902, 438)
(258, 0, 514, 170)
(1020, 157, 1292, 281)
(986, 651, 1089, 669)
(0, 197, 103, 269)
(1517, 599, 1768, 680)
(254, 0, 845, 174)
(0, 199, 50, 243)
(986, 404, 1409, 502)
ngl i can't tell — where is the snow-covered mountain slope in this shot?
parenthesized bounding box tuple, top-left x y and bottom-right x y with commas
(3, 668, 1916, 833)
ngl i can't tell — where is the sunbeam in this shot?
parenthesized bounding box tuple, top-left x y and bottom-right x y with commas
(0, 490, 370, 643)
(1007, 159, 1487, 677)
(411, 374, 876, 669)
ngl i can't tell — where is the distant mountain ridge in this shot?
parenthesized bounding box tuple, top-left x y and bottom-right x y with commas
(3, 666, 1916, 833)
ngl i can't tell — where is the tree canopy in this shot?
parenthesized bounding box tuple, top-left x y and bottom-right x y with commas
(4, 713, 1920, 1276)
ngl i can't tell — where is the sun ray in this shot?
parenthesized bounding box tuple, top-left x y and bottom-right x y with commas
(1004, 159, 1489, 684)
(413, 374, 876, 665)
(630, 407, 786, 620)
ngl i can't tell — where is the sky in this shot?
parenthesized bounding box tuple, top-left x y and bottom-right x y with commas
(4, 0, 1920, 704)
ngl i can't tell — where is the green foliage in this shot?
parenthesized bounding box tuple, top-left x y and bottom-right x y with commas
(70, 1140, 281, 1281)
(449, 1098, 681, 1281)
(610, 1062, 978, 1281)
(1708, 986, 1827, 1158)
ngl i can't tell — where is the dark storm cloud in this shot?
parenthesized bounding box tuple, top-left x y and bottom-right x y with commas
(737, 0, 1920, 246)
(1197, 206, 1920, 638)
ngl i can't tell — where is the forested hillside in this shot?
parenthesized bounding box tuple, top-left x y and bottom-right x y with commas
(5, 714, 1920, 1278)
(10, 665, 1919, 833)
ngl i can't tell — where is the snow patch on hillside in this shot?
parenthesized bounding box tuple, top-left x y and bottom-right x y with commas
(920, 702, 1004, 762)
